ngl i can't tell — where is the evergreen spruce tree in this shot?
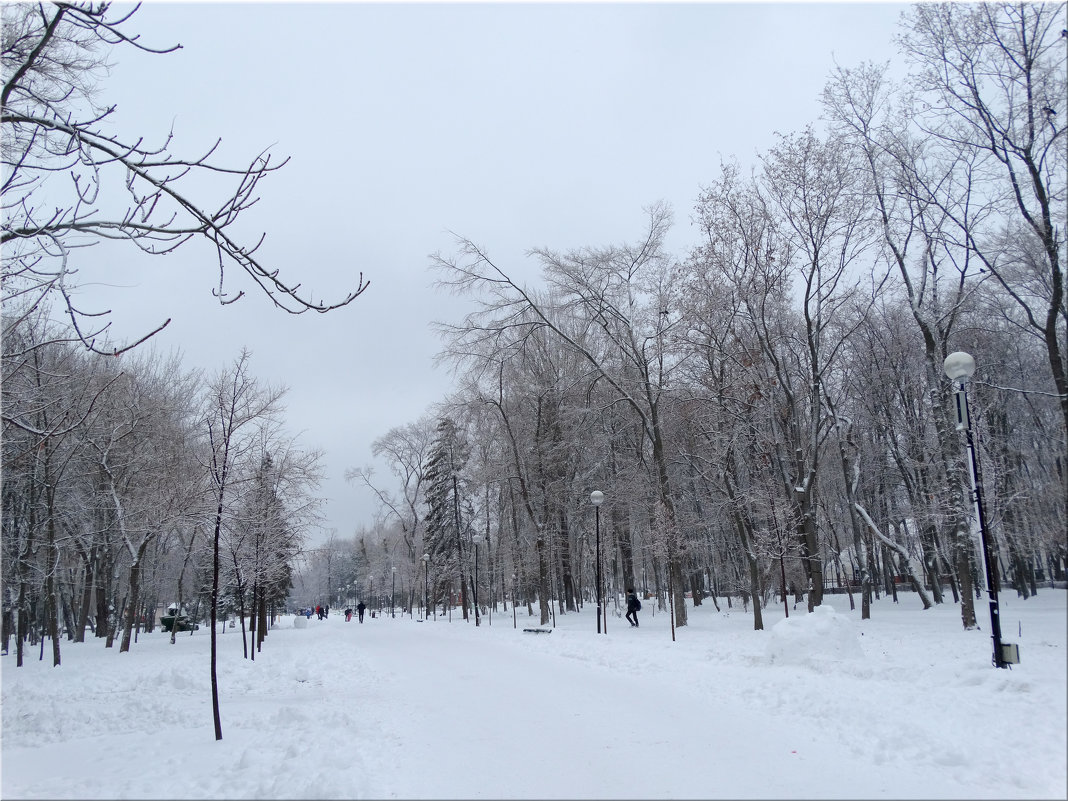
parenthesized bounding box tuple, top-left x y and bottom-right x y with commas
(423, 418, 475, 620)
(233, 453, 298, 657)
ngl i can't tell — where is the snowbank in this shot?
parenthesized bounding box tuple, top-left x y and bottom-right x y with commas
(764, 603, 864, 665)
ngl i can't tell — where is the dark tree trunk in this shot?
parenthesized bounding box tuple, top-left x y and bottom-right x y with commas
(536, 536, 550, 625)
(1, 606, 13, 655)
(16, 583, 28, 667)
(105, 592, 124, 649)
(257, 595, 268, 651)
(61, 590, 77, 642)
(689, 570, 703, 607)
(238, 586, 248, 659)
(74, 549, 94, 643)
(250, 583, 258, 660)
(120, 541, 151, 653)
(94, 548, 111, 640)
(211, 496, 224, 740)
(44, 549, 61, 666)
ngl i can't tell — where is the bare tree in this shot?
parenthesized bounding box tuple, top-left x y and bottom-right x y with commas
(898, 3, 1066, 461)
(346, 414, 436, 565)
(83, 351, 198, 654)
(437, 303, 596, 618)
(683, 161, 796, 628)
(823, 59, 986, 629)
(909, 2, 1068, 548)
(200, 348, 284, 740)
(1, 310, 117, 665)
(1, 2, 368, 355)
(757, 128, 878, 612)
(433, 203, 695, 627)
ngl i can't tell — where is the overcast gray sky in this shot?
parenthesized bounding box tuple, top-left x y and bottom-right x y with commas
(72, 1, 908, 545)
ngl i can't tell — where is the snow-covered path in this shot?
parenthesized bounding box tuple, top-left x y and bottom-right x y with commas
(2, 591, 1065, 799)
(347, 617, 808, 799)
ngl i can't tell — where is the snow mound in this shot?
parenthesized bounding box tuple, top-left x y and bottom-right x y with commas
(764, 604, 864, 665)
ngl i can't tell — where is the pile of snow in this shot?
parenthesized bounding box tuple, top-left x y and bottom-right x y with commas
(764, 603, 864, 665)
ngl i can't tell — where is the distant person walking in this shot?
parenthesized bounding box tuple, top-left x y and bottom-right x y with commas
(625, 589, 641, 627)
(345, 608, 353, 622)
(316, 605, 324, 620)
(357, 601, 367, 623)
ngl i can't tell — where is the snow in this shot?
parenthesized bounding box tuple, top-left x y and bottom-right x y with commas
(2, 590, 1065, 800)
(764, 603, 865, 664)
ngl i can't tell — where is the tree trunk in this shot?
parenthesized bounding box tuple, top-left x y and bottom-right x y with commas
(536, 536, 550, 625)
(74, 549, 94, 643)
(836, 423, 871, 619)
(237, 585, 248, 659)
(855, 503, 932, 610)
(44, 505, 61, 666)
(249, 583, 257, 661)
(257, 595, 268, 650)
(16, 581, 28, 667)
(794, 485, 824, 612)
(105, 592, 125, 649)
(120, 540, 152, 653)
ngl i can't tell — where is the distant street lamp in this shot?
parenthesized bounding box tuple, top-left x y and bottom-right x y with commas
(943, 351, 1017, 668)
(422, 553, 430, 622)
(391, 566, 397, 619)
(591, 490, 605, 635)
(472, 534, 484, 627)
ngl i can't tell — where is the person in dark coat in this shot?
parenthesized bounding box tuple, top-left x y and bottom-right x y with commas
(345, 608, 353, 622)
(316, 605, 324, 620)
(625, 589, 641, 627)
(356, 601, 367, 623)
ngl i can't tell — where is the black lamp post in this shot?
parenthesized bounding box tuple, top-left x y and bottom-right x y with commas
(391, 566, 397, 619)
(422, 553, 430, 622)
(944, 351, 1017, 668)
(591, 490, 604, 634)
(472, 534, 483, 627)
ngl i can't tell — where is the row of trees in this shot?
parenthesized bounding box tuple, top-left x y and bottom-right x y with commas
(3, 1, 368, 742)
(350, 1, 1066, 633)
(2, 0, 346, 672)
(1, 334, 321, 662)
(2, 1, 1064, 681)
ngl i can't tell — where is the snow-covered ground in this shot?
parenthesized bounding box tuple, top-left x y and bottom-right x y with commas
(2, 589, 1065, 799)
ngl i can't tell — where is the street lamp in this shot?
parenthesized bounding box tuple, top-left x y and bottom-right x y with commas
(472, 535, 483, 627)
(391, 566, 397, 619)
(422, 553, 430, 622)
(590, 490, 605, 635)
(943, 351, 1018, 668)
